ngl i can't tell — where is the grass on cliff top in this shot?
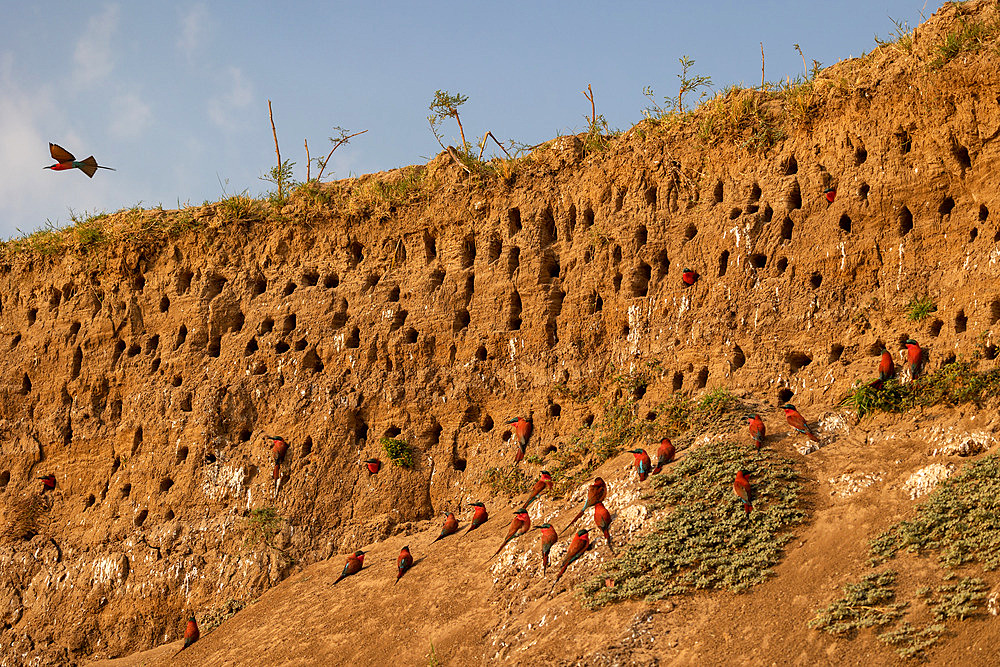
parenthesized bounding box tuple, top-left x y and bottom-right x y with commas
(811, 453, 1000, 660)
(580, 440, 806, 607)
(840, 359, 1000, 419)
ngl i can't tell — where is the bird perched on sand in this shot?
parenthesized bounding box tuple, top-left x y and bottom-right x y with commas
(555, 529, 591, 582)
(364, 458, 382, 475)
(520, 470, 553, 510)
(395, 546, 413, 585)
(465, 502, 488, 535)
(264, 435, 288, 480)
(562, 477, 606, 535)
(507, 416, 533, 464)
(44, 143, 115, 178)
(38, 475, 56, 494)
(879, 347, 896, 381)
(183, 616, 199, 649)
(432, 512, 459, 543)
(824, 186, 837, 204)
(652, 438, 675, 475)
(905, 338, 923, 380)
(780, 404, 819, 442)
(628, 448, 652, 481)
(535, 523, 557, 575)
(593, 502, 615, 555)
(333, 551, 365, 585)
(487, 510, 530, 561)
(734, 470, 752, 514)
(682, 268, 698, 286)
(747, 415, 765, 450)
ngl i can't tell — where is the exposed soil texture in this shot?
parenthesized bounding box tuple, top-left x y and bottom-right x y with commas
(4, 2, 1000, 665)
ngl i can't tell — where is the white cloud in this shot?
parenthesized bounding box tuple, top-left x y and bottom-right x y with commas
(72, 4, 120, 87)
(207, 66, 255, 129)
(177, 4, 208, 61)
(109, 92, 152, 139)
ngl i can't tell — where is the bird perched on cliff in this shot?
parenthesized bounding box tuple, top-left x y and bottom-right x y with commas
(879, 347, 896, 381)
(183, 616, 199, 649)
(465, 502, 489, 535)
(520, 470, 553, 510)
(780, 404, 819, 442)
(734, 470, 752, 515)
(652, 438, 675, 475)
(395, 546, 413, 585)
(535, 523, 557, 575)
(593, 502, 615, 555)
(44, 142, 115, 178)
(507, 416, 533, 464)
(747, 414, 766, 450)
(487, 510, 530, 562)
(682, 268, 698, 286)
(364, 458, 382, 475)
(38, 475, 56, 494)
(555, 529, 591, 582)
(264, 435, 288, 480)
(333, 551, 365, 585)
(824, 186, 837, 204)
(628, 448, 652, 481)
(561, 477, 606, 535)
(432, 512, 459, 543)
(905, 338, 923, 380)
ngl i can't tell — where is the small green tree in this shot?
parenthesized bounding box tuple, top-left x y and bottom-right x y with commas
(643, 56, 713, 119)
(428, 90, 470, 155)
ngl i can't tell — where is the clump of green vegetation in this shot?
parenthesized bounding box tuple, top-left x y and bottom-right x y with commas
(931, 13, 1000, 68)
(810, 570, 908, 635)
(244, 507, 283, 549)
(200, 598, 252, 635)
(696, 86, 787, 153)
(877, 622, 946, 660)
(482, 465, 530, 496)
(870, 453, 1000, 569)
(841, 359, 1000, 419)
(926, 577, 989, 621)
(381, 436, 414, 469)
(906, 294, 937, 321)
(217, 193, 265, 222)
(581, 440, 806, 606)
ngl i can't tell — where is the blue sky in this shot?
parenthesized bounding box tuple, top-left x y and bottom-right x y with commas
(0, 1, 930, 239)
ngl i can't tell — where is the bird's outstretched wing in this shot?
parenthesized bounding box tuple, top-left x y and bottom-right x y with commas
(49, 143, 75, 162)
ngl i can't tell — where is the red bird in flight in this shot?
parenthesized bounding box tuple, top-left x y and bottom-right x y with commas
(44, 143, 115, 178)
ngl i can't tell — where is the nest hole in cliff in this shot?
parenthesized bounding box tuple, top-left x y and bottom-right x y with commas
(955, 310, 967, 334)
(970, 227, 978, 243)
(346, 326, 361, 348)
(26, 307, 38, 326)
(322, 273, 339, 289)
(985, 345, 998, 360)
(506, 247, 521, 277)
(839, 215, 852, 233)
(694, 367, 708, 389)
(282, 281, 297, 297)
(672, 371, 684, 392)
(402, 327, 417, 344)
(207, 337, 221, 358)
(750, 254, 766, 269)
(293, 338, 307, 352)
(19, 373, 31, 395)
(857, 183, 870, 202)
(252, 362, 267, 375)
(775, 257, 788, 275)
(781, 155, 797, 175)
(69, 321, 81, 337)
(951, 141, 971, 170)
(250, 276, 267, 297)
(461, 236, 477, 269)
(684, 224, 698, 242)
(203, 273, 227, 302)
(718, 251, 729, 277)
(829, 345, 845, 363)
(304, 347, 324, 374)
(159, 478, 173, 494)
(729, 207, 742, 220)
(485, 234, 503, 264)
(595, 293, 603, 312)
(452, 307, 470, 333)
(548, 402, 562, 418)
(631, 262, 651, 298)
(429, 268, 446, 292)
(301, 436, 313, 457)
(388, 309, 408, 333)
(896, 127, 912, 154)
(180, 394, 192, 412)
(500, 429, 512, 443)
(930, 319, 943, 337)
(855, 145, 868, 165)
(134, 509, 148, 527)
(979, 204, 989, 222)
(475, 345, 487, 361)
(939, 196, 955, 218)
(10, 334, 21, 350)
(158, 295, 170, 313)
(507, 292, 522, 330)
(634, 225, 648, 249)
(614, 188, 627, 212)
(85, 494, 95, 509)
(538, 253, 560, 283)
(898, 206, 913, 236)
(809, 273, 823, 289)
(121, 484, 131, 498)
(362, 273, 380, 294)
(281, 314, 296, 335)
(942, 353, 956, 366)
(206, 452, 217, 464)
(481, 415, 494, 432)
(126, 342, 141, 358)
(613, 274, 623, 292)
(177, 269, 193, 295)
(777, 388, 794, 403)
(164, 509, 174, 520)
(712, 180, 724, 204)
(258, 317, 274, 335)
(508, 208, 522, 236)
(786, 352, 812, 372)
(171, 374, 183, 388)
(582, 414, 594, 428)
(780, 217, 794, 242)
(582, 206, 595, 231)
(732, 345, 746, 370)
(990, 300, 1000, 324)
(644, 186, 657, 209)
(174, 446, 188, 465)
(145, 334, 160, 354)
(349, 241, 364, 266)
(452, 457, 467, 472)
(785, 181, 801, 211)
(0, 470, 8, 491)
(112, 339, 127, 366)
(174, 326, 188, 351)
(244, 338, 258, 356)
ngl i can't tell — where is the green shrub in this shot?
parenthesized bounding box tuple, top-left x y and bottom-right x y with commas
(381, 437, 414, 469)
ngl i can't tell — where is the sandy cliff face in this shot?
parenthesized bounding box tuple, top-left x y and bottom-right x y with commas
(3, 2, 1000, 664)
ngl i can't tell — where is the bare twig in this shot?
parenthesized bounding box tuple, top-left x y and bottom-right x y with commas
(485, 131, 512, 159)
(304, 139, 311, 182)
(315, 129, 368, 181)
(583, 84, 596, 125)
(760, 42, 765, 88)
(794, 44, 807, 78)
(267, 100, 282, 199)
(446, 146, 471, 174)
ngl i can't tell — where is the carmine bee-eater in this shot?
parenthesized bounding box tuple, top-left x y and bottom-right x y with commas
(487, 510, 530, 561)
(432, 512, 459, 543)
(734, 470, 752, 514)
(905, 338, 923, 379)
(555, 529, 591, 581)
(395, 546, 413, 585)
(561, 477, 606, 535)
(264, 435, 288, 480)
(652, 438, 675, 475)
(824, 186, 837, 204)
(682, 268, 698, 286)
(520, 470, 553, 510)
(44, 143, 115, 178)
(535, 523, 557, 574)
(465, 502, 488, 535)
(333, 551, 365, 585)
(593, 502, 615, 555)
(38, 475, 56, 494)
(780, 404, 819, 442)
(183, 616, 199, 649)
(879, 347, 896, 381)
(747, 414, 765, 450)
(507, 416, 532, 463)
(364, 458, 381, 475)
(628, 448, 652, 481)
